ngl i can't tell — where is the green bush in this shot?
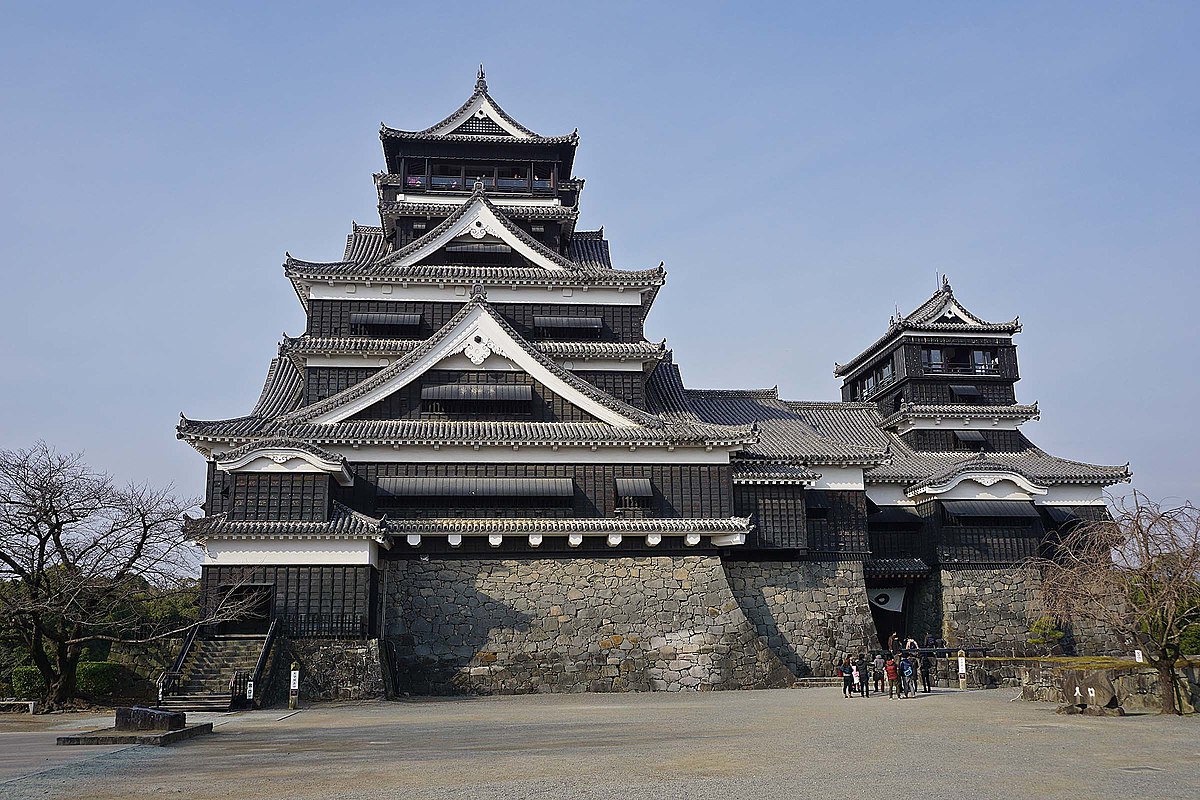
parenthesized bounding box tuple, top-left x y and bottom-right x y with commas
(76, 662, 130, 698)
(12, 666, 46, 699)
(1182, 624, 1200, 656)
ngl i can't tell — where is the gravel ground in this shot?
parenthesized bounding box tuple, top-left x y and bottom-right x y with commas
(2, 688, 1197, 800)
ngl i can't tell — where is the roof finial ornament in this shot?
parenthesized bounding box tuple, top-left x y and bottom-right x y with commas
(470, 283, 488, 302)
(941, 273, 952, 293)
(476, 64, 487, 92)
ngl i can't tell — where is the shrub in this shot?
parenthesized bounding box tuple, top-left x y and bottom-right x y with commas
(1027, 616, 1066, 654)
(12, 666, 46, 699)
(1182, 624, 1200, 657)
(76, 662, 130, 699)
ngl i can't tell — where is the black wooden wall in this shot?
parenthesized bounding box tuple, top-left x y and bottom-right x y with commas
(307, 300, 646, 342)
(201, 564, 378, 638)
(348, 462, 733, 519)
(806, 490, 870, 555)
(734, 484, 807, 549)
(228, 474, 332, 522)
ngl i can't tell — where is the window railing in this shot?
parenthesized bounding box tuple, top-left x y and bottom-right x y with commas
(859, 372, 897, 400)
(282, 613, 368, 640)
(401, 175, 556, 195)
(922, 362, 1000, 375)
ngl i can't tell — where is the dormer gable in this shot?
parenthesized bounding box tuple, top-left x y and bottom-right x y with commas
(374, 190, 576, 272)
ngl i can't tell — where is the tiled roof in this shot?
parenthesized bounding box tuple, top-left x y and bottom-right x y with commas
(376, 198, 579, 221)
(379, 130, 579, 145)
(379, 69, 577, 144)
(342, 223, 388, 264)
(381, 516, 753, 535)
(282, 334, 666, 363)
(681, 389, 889, 466)
(876, 402, 1041, 428)
(567, 230, 613, 271)
(284, 193, 662, 287)
(286, 259, 665, 287)
(784, 399, 1130, 489)
(864, 558, 931, 577)
(278, 419, 753, 448)
(879, 449, 1132, 490)
(835, 282, 1022, 377)
(731, 462, 821, 484)
(186, 503, 387, 543)
(784, 401, 895, 451)
(183, 300, 749, 450)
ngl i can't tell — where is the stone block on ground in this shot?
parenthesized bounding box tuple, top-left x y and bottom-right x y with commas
(115, 706, 185, 731)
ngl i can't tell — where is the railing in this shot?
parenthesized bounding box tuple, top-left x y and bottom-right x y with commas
(402, 175, 555, 194)
(922, 363, 1000, 375)
(156, 671, 182, 706)
(859, 373, 897, 400)
(156, 623, 200, 705)
(230, 670, 249, 703)
(282, 613, 368, 640)
(170, 623, 199, 673)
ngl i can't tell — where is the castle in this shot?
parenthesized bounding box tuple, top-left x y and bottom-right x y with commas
(172, 70, 1130, 703)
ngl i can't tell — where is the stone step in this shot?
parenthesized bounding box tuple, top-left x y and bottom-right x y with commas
(159, 694, 231, 712)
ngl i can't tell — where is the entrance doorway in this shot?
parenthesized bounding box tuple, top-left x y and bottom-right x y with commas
(215, 583, 273, 635)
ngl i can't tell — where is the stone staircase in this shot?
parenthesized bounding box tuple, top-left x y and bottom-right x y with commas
(159, 635, 266, 712)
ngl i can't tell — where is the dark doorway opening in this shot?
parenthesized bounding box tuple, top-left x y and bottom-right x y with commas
(215, 583, 273, 635)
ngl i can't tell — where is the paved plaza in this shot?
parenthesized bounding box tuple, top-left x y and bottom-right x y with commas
(1, 688, 1197, 800)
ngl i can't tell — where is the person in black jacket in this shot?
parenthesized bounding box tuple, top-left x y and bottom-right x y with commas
(856, 655, 871, 697)
(920, 653, 934, 693)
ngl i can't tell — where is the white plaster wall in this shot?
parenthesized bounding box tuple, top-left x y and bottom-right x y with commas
(203, 539, 379, 567)
(810, 467, 865, 491)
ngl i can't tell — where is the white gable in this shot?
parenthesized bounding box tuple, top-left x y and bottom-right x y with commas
(430, 95, 531, 138)
(927, 297, 980, 325)
(309, 304, 640, 427)
(397, 197, 567, 272)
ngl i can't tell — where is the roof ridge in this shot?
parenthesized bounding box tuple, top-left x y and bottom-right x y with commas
(686, 387, 779, 399)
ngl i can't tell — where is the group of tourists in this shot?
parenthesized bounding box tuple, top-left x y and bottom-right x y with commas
(839, 631, 938, 699)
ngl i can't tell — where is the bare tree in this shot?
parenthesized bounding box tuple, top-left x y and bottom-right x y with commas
(0, 442, 255, 709)
(1037, 492, 1200, 714)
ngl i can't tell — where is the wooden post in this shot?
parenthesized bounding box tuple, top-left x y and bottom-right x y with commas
(957, 649, 968, 691)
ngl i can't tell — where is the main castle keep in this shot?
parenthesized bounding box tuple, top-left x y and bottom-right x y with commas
(173, 71, 1131, 704)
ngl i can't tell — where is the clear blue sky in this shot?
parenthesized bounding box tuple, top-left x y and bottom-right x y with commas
(1, 2, 1196, 505)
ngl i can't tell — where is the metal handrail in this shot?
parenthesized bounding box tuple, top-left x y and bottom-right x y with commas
(169, 623, 199, 674)
(156, 671, 182, 705)
(252, 619, 279, 685)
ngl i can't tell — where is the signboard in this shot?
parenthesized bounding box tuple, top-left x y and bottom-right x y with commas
(246, 680, 254, 700)
(290, 670, 300, 691)
(957, 656, 967, 675)
(1134, 649, 1144, 663)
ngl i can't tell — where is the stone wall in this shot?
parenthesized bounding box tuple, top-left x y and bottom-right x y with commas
(723, 560, 873, 677)
(384, 556, 794, 695)
(907, 572, 943, 644)
(938, 566, 1123, 656)
(285, 638, 386, 702)
(939, 567, 1039, 654)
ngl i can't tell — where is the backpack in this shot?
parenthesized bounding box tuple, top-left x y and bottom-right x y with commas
(901, 662, 914, 677)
